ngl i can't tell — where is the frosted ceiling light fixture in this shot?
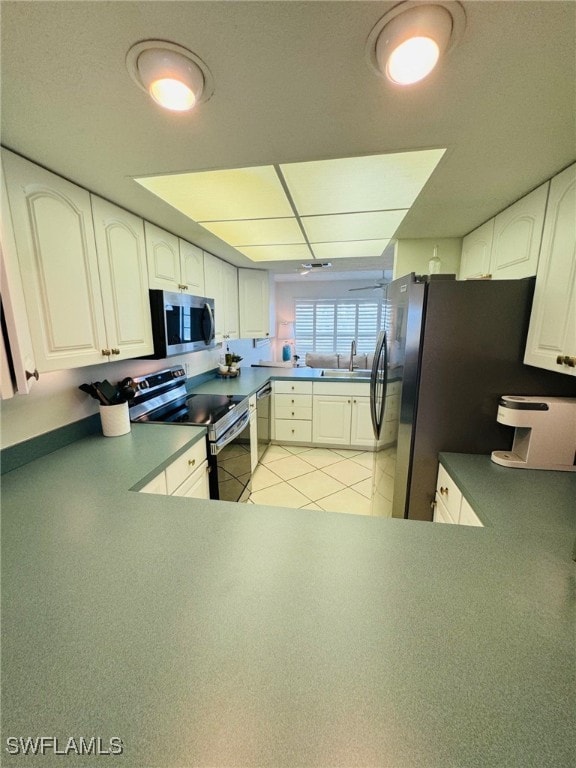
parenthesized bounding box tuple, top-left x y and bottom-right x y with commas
(367, 1, 465, 86)
(126, 40, 214, 111)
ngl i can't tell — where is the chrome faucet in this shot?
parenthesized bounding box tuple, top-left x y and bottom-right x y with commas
(349, 339, 357, 371)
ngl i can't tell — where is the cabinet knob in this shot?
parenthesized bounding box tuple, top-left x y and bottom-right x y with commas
(291, 411, 295, 416)
(557, 355, 564, 365)
(111, 348, 120, 355)
(101, 349, 111, 356)
(563, 355, 576, 367)
(25, 368, 39, 381)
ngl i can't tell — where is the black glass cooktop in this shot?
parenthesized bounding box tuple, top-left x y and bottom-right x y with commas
(141, 392, 246, 426)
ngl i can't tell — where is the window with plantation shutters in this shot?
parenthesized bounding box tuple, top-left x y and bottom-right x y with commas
(294, 299, 385, 356)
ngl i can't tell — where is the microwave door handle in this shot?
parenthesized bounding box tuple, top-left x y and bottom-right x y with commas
(211, 410, 250, 454)
(203, 302, 215, 344)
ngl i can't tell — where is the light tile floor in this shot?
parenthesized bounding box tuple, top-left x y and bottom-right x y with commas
(248, 444, 377, 516)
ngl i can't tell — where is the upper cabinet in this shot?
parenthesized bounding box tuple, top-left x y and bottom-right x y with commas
(238, 268, 271, 338)
(2, 150, 108, 371)
(459, 219, 494, 280)
(0, 167, 37, 396)
(1, 150, 153, 372)
(90, 196, 153, 360)
(145, 222, 204, 295)
(179, 239, 205, 295)
(459, 183, 549, 280)
(203, 251, 239, 342)
(524, 163, 575, 376)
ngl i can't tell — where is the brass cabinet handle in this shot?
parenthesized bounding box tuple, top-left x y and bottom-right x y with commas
(188, 458, 196, 467)
(111, 348, 120, 355)
(25, 369, 39, 381)
(178, 283, 188, 291)
(291, 412, 295, 416)
(439, 486, 448, 496)
(101, 348, 111, 356)
(564, 355, 576, 367)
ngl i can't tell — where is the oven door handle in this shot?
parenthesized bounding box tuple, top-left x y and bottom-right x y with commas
(210, 409, 250, 455)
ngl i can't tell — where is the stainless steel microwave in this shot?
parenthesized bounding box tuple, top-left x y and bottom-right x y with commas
(148, 290, 216, 358)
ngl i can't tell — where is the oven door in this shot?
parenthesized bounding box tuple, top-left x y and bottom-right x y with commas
(208, 409, 252, 503)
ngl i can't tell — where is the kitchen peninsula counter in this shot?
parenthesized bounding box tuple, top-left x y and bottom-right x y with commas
(1, 427, 574, 768)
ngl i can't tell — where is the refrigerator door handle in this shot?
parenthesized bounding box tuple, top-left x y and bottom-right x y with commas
(370, 330, 388, 440)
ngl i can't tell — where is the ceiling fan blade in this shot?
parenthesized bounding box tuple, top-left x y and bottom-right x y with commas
(347, 283, 385, 292)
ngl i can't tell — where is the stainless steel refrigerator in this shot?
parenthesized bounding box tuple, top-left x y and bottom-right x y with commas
(370, 273, 576, 521)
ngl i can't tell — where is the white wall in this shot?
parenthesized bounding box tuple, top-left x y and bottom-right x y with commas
(0, 347, 220, 449)
(393, 238, 462, 279)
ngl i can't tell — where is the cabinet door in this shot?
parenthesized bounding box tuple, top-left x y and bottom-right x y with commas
(0, 167, 37, 394)
(222, 260, 239, 339)
(238, 268, 270, 338)
(312, 395, 352, 445)
(2, 150, 108, 371)
(350, 396, 375, 447)
(524, 163, 576, 375)
(145, 222, 181, 291)
(203, 251, 224, 341)
(458, 219, 494, 280)
(171, 461, 210, 499)
(491, 182, 548, 279)
(91, 196, 153, 359)
(179, 239, 205, 295)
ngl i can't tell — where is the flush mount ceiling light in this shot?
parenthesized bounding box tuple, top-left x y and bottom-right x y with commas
(126, 40, 214, 111)
(367, 1, 465, 86)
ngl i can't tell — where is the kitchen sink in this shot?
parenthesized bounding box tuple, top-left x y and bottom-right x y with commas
(321, 369, 372, 379)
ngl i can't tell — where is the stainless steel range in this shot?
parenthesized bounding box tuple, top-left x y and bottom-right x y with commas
(129, 366, 252, 502)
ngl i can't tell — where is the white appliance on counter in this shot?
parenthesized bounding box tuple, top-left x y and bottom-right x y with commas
(491, 396, 576, 471)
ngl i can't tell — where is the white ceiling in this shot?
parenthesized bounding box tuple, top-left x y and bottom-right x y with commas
(1, 1, 575, 278)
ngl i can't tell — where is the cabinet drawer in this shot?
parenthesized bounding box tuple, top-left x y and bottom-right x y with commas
(436, 464, 462, 523)
(275, 393, 312, 409)
(459, 496, 483, 527)
(433, 495, 454, 524)
(274, 420, 312, 442)
(139, 472, 167, 495)
(274, 380, 313, 395)
(171, 460, 210, 499)
(275, 405, 312, 421)
(165, 438, 207, 495)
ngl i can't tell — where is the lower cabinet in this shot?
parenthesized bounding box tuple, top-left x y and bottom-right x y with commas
(272, 380, 312, 443)
(139, 438, 210, 500)
(433, 463, 482, 526)
(312, 381, 374, 448)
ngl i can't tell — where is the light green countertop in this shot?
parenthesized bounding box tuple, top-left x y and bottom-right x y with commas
(1, 427, 575, 767)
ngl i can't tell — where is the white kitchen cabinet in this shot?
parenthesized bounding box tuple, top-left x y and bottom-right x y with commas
(91, 196, 153, 360)
(203, 251, 239, 341)
(433, 463, 483, 526)
(458, 182, 548, 281)
(459, 219, 494, 280)
(0, 166, 37, 396)
(238, 268, 271, 338)
(272, 380, 313, 443)
(139, 438, 210, 500)
(179, 239, 205, 295)
(490, 183, 548, 279)
(312, 380, 375, 448)
(2, 149, 110, 371)
(313, 394, 352, 446)
(524, 163, 576, 376)
(146, 223, 204, 295)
